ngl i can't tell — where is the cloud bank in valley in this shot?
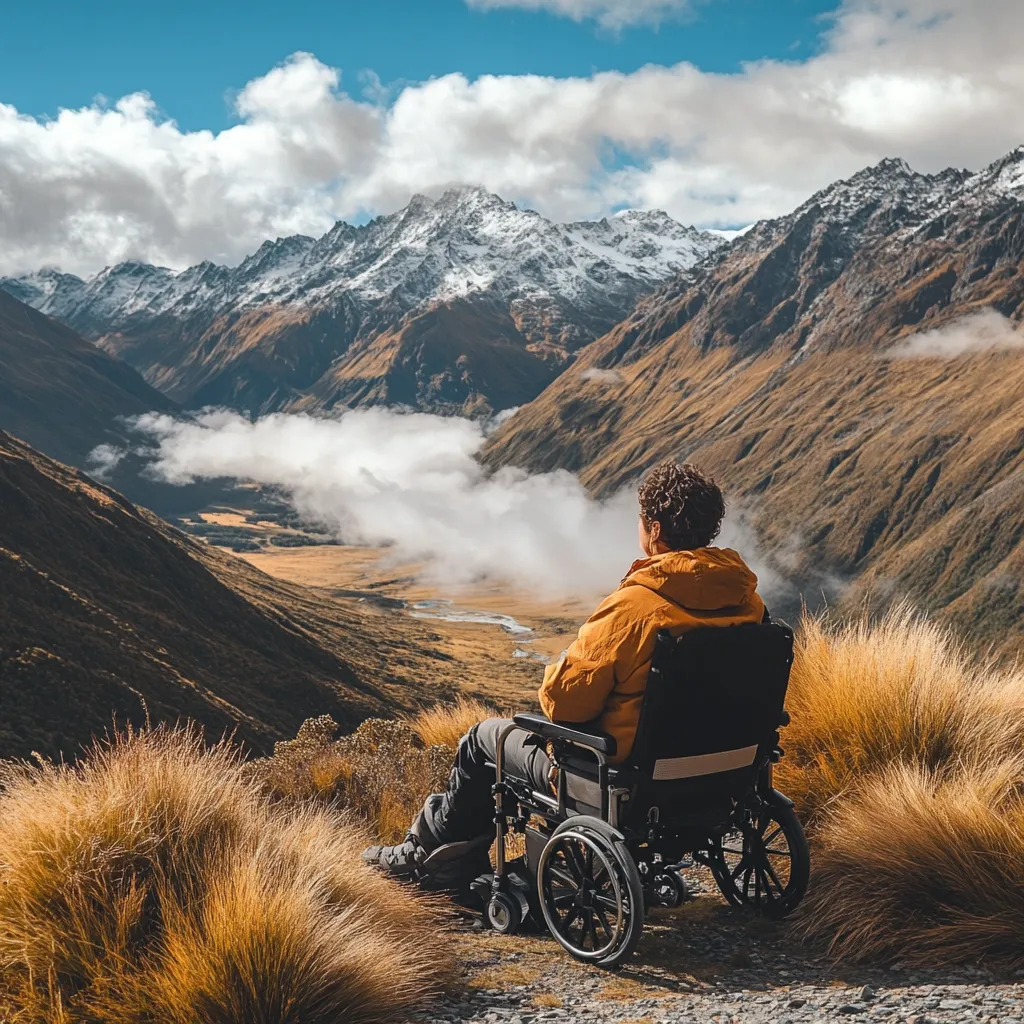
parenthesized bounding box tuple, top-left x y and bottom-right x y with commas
(121, 408, 783, 602)
(886, 310, 1024, 359)
(2, 0, 1023, 274)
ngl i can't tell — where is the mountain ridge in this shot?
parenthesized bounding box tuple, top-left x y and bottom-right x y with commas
(4, 189, 724, 417)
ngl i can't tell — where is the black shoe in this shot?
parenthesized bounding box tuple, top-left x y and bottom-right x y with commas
(360, 836, 425, 877)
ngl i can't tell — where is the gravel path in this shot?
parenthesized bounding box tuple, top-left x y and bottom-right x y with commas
(410, 878, 1024, 1024)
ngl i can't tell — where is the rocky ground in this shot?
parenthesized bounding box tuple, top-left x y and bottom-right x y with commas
(411, 875, 1023, 1024)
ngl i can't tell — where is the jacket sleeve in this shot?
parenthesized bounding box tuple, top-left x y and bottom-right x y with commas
(538, 590, 642, 724)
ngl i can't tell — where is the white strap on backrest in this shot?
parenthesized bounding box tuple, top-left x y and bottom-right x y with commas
(652, 744, 759, 781)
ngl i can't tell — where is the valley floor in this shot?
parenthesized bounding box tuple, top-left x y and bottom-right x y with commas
(189, 502, 593, 707)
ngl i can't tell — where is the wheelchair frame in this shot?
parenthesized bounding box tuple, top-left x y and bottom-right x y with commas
(480, 702, 809, 966)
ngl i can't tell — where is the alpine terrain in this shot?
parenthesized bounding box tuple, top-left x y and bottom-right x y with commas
(0, 432, 479, 760)
(486, 147, 1024, 655)
(3, 189, 723, 416)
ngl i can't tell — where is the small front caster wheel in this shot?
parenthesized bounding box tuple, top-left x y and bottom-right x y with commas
(486, 891, 522, 934)
(653, 868, 688, 908)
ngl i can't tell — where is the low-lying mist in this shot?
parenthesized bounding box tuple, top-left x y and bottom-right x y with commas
(113, 407, 784, 602)
(886, 309, 1024, 358)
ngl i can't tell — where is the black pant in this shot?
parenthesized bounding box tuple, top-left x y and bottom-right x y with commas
(410, 718, 552, 850)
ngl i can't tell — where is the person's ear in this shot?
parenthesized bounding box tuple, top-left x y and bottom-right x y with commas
(649, 520, 662, 547)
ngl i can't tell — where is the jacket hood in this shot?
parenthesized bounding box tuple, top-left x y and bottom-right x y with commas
(620, 547, 759, 611)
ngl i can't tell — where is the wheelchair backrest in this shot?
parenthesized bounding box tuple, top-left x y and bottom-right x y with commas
(623, 621, 794, 821)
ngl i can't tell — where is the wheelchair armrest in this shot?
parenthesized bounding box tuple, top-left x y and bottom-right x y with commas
(511, 712, 617, 757)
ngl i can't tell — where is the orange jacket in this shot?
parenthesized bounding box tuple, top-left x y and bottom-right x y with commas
(539, 548, 765, 763)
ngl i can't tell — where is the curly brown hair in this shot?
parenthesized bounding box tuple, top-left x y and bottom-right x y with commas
(637, 462, 725, 551)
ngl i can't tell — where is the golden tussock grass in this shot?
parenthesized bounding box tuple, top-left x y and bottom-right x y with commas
(777, 603, 1024, 967)
(0, 727, 449, 1023)
(801, 760, 1024, 967)
(596, 978, 648, 1001)
(408, 697, 497, 748)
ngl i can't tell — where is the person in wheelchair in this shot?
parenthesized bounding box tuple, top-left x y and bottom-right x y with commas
(362, 461, 767, 880)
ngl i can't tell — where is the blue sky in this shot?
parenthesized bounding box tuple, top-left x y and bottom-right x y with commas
(3, 0, 835, 131)
(2, 0, 1021, 275)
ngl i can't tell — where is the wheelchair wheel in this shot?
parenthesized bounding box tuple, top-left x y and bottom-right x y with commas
(708, 798, 809, 920)
(537, 815, 644, 967)
(486, 891, 522, 934)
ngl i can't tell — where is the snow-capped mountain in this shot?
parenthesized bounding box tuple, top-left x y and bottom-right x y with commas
(3, 187, 724, 416)
(489, 143, 1024, 474)
(589, 146, 1024, 368)
(736, 147, 1024, 256)
(485, 146, 1024, 654)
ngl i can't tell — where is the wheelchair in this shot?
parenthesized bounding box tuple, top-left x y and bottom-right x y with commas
(431, 621, 809, 966)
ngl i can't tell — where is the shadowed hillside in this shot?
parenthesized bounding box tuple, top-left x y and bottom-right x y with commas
(0, 288, 247, 515)
(0, 287, 175, 465)
(486, 151, 1024, 654)
(292, 298, 562, 416)
(0, 432, 459, 760)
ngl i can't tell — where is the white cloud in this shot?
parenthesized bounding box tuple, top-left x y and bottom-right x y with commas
(86, 443, 125, 479)
(2, 1, 1023, 276)
(580, 367, 624, 384)
(885, 310, 1024, 359)
(464, 0, 692, 29)
(120, 407, 785, 602)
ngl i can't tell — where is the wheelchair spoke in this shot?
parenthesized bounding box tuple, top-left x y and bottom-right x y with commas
(742, 864, 754, 898)
(565, 843, 587, 882)
(762, 857, 787, 894)
(761, 825, 782, 846)
(550, 866, 580, 890)
(552, 891, 577, 908)
(585, 910, 598, 950)
(594, 894, 619, 912)
(595, 907, 615, 939)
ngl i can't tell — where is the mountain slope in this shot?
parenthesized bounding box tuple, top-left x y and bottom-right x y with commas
(486, 148, 1024, 654)
(0, 287, 175, 466)
(4, 190, 724, 416)
(0, 432, 451, 760)
(293, 298, 561, 415)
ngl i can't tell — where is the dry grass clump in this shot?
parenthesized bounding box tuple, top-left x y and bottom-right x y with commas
(801, 760, 1024, 968)
(532, 993, 564, 1008)
(250, 698, 495, 842)
(0, 727, 448, 1023)
(409, 697, 496, 748)
(777, 603, 1024, 967)
(777, 603, 1024, 827)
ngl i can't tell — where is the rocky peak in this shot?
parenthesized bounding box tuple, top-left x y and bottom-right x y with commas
(976, 144, 1024, 195)
(1, 267, 85, 309)
(237, 235, 316, 279)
